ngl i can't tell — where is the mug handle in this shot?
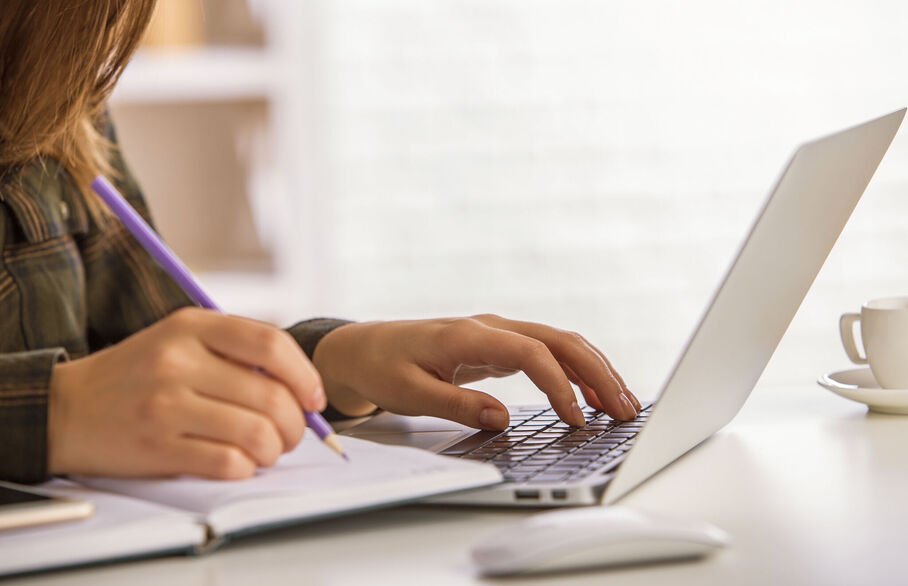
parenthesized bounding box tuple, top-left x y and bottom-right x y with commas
(839, 313, 868, 365)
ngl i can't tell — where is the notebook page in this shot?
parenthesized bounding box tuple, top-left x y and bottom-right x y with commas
(0, 480, 204, 576)
(77, 434, 501, 535)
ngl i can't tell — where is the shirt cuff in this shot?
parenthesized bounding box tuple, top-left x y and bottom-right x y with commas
(286, 318, 360, 421)
(0, 348, 68, 484)
(286, 318, 353, 361)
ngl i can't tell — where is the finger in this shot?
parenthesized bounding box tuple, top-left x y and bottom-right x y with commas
(173, 309, 325, 412)
(398, 367, 510, 430)
(561, 362, 606, 412)
(473, 315, 636, 420)
(167, 438, 257, 480)
(188, 353, 306, 452)
(556, 334, 636, 420)
(575, 335, 643, 410)
(178, 392, 284, 468)
(451, 364, 519, 386)
(439, 321, 585, 426)
(624, 385, 642, 411)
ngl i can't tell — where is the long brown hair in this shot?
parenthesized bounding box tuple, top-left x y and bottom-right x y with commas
(0, 0, 157, 216)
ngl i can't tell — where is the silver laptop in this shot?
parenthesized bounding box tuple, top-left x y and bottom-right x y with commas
(343, 109, 906, 506)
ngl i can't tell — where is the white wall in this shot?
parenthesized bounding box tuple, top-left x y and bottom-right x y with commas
(294, 0, 908, 398)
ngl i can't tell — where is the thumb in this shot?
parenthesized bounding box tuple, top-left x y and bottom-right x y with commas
(407, 372, 509, 431)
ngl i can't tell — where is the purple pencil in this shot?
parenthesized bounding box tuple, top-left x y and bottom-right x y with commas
(91, 175, 347, 461)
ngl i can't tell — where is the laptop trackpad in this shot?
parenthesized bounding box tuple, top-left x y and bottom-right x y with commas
(341, 412, 475, 452)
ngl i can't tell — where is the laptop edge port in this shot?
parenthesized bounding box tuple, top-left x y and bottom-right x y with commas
(514, 490, 540, 501)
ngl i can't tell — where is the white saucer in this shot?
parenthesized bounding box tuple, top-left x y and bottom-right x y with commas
(818, 368, 908, 415)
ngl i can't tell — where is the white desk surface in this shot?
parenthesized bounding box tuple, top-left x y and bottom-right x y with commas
(11, 381, 908, 586)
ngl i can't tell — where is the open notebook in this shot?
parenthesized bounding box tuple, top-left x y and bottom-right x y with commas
(0, 434, 501, 577)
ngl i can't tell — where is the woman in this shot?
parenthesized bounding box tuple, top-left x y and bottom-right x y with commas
(0, 1, 639, 484)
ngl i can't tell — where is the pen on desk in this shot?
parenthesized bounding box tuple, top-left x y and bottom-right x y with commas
(90, 175, 348, 462)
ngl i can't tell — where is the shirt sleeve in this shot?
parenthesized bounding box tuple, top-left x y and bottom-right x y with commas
(286, 318, 352, 359)
(0, 349, 67, 483)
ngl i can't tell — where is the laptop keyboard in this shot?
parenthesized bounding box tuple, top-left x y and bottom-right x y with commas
(441, 404, 652, 484)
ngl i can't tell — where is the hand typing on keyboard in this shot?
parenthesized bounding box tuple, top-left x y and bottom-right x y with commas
(311, 314, 641, 430)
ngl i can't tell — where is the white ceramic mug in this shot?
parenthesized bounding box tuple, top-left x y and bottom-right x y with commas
(840, 297, 908, 389)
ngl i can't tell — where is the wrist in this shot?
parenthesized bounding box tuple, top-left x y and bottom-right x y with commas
(312, 322, 378, 417)
(47, 359, 80, 475)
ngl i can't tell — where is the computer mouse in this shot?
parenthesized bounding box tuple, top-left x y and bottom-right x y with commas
(471, 506, 730, 576)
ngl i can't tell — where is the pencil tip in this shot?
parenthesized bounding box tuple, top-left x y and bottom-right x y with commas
(323, 434, 348, 461)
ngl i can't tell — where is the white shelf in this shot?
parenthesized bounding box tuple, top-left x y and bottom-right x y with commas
(111, 3, 323, 322)
(111, 47, 278, 104)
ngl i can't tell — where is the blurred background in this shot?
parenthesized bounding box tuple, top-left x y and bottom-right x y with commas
(110, 0, 908, 403)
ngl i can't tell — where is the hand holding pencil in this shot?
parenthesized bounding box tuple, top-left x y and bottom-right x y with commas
(46, 176, 349, 478)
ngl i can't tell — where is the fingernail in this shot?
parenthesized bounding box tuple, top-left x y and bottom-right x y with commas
(624, 389, 642, 411)
(312, 385, 327, 411)
(571, 401, 586, 426)
(479, 408, 508, 430)
(619, 394, 637, 419)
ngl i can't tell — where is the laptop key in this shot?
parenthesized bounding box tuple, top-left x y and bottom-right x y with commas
(560, 458, 595, 467)
(486, 441, 520, 449)
(541, 443, 575, 450)
(574, 448, 607, 458)
(531, 414, 559, 421)
(514, 405, 545, 411)
(606, 432, 637, 439)
(583, 423, 615, 431)
(589, 438, 623, 445)
(554, 437, 587, 448)
(522, 460, 558, 469)
(503, 428, 539, 436)
(546, 462, 580, 470)
(510, 465, 550, 474)
(531, 472, 570, 483)
(518, 441, 557, 449)
(505, 451, 540, 459)
(493, 453, 528, 462)
(547, 446, 580, 455)
(547, 422, 574, 430)
(566, 431, 601, 440)
(531, 431, 569, 438)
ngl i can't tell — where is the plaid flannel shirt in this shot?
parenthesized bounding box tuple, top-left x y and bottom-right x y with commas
(0, 122, 349, 483)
